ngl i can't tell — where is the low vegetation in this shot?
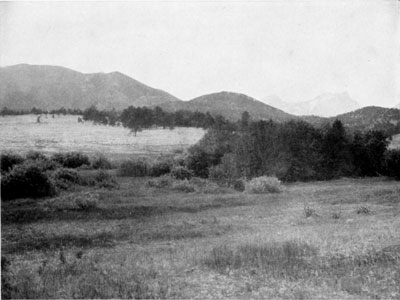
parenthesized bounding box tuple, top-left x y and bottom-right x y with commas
(245, 176, 282, 194)
(2, 175, 399, 299)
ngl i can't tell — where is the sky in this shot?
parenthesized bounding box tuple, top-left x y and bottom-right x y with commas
(0, 0, 399, 107)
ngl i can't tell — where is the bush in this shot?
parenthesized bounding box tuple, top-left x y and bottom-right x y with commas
(171, 179, 196, 193)
(1, 152, 25, 173)
(26, 151, 47, 161)
(117, 160, 149, 177)
(245, 176, 282, 194)
(52, 152, 90, 169)
(385, 150, 400, 180)
(91, 155, 112, 170)
(1, 165, 56, 200)
(51, 168, 82, 190)
(93, 170, 118, 188)
(232, 179, 245, 192)
(147, 176, 173, 188)
(74, 192, 99, 210)
(170, 166, 193, 180)
(149, 160, 172, 177)
(208, 153, 238, 185)
(24, 158, 60, 172)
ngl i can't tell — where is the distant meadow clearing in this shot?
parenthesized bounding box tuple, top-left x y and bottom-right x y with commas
(0, 115, 205, 158)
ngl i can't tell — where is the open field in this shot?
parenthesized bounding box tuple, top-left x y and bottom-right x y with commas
(0, 115, 205, 159)
(2, 175, 399, 299)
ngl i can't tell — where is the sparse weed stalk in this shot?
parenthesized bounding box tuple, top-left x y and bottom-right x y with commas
(331, 206, 342, 219)
(303, 203, 318, 218)
(356, 205, 372, 215)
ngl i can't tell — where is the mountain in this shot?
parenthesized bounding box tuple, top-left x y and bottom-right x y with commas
(333, 106, 400, 135)
(158, 91, 296, 122)
(305, 106, 400, 135)
(262, 92, 360, 117)
(0, 64, 180, 111)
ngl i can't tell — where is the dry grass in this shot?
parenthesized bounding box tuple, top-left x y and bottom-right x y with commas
(2, 176, 400, 299)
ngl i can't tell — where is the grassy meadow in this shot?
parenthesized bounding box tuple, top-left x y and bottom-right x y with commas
(2, 174, 399, 299)
(1, 115, 400, 299)
(0, 115, 205, 160)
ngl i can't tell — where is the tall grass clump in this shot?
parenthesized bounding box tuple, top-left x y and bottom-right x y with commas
(117, 159, 149, 177)
(51, 152, 90, 169)
(245, 176, 282, 194)
(44, 192, 100, 211)
(3, 255, 172, 299)
(203, 241, 318, 278)
(1, 164, 56, 200)
(0, 152, 25, 174)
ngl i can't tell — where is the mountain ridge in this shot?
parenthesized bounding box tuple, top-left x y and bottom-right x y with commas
(158, 91, 297, 122)
(0, 64, 180, 111)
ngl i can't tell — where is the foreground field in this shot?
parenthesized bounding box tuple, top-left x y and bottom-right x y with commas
(2, 175, 399, 299)
(0, 115, 205, 159)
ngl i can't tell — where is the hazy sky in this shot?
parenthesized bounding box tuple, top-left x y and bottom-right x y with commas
(0, 0, 399, 107)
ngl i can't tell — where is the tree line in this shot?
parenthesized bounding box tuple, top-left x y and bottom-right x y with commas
(187, 113, 399, 182)
(1, 107, 84, 116)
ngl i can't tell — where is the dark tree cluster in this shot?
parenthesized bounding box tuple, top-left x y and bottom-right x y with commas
(0, 107, 84, 116)
(187, 114, 396, 182)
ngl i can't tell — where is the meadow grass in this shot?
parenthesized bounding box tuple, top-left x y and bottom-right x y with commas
(2, 176, 400, 299)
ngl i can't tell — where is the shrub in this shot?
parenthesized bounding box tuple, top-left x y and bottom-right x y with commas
(52, 168, 82, 190)
(26, 151, 47, 161)
(52, 152, 90, 168)
(170, 166, 193, 180)
(171, 179, 196, 193)
(385, 150, 400, 180)
(1, 164, 56, 200)
(149, 160, 172, 177)
(74, 192, 99, 210)
(91, 155, 112, 170)
(117, 160, 149, 177)
(1, 152, 25, 173)
(244, 176, 282, 194)
(208, 153, 238, 185)
(93, 170, 118, 188)
(147, 176, 173, 188)
(24, 158, 60, 172)
(232, 179, 245, 192)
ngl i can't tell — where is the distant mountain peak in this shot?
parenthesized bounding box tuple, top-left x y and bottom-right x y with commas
(262, 92, 360, 117)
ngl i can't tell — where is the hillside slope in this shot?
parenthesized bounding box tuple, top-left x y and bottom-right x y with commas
(159, 91, 296, 122)
(304, 106, 400, 135)
(0, 64, 180, 110)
